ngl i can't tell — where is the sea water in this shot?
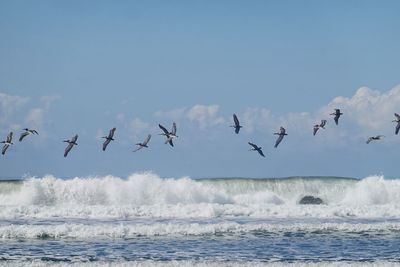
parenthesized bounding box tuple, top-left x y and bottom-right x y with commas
(0, 173, 400, 266)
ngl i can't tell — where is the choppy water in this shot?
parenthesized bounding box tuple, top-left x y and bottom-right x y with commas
(1, 173, 400, 266)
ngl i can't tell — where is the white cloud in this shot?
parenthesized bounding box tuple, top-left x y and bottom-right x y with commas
(40, 95, 60, 110)
(186, 105, 225, 130)
(130, 117, 150, 133)
(0, 93, 29, 123)
(25, 108, 45, 129)
(234, 85, 400, 143)
(320, 86, 400, 135)
(154, 108, 187, 121)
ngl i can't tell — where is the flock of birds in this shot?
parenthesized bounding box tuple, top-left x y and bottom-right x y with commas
(1, 110, 400, 158)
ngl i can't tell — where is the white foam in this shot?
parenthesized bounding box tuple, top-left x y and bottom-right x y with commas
(0, 221, 399, 239)
(1, 174, 400, 219)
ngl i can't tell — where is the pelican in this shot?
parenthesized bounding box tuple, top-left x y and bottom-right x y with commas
(393, 113, 400, 135)
(313, 120, 327, 136)
(1, 132, 13, 155)
(366, 135, 384, 144)
(274, 127, 287, 148)
(230, 114, 242, 134)
(330, 109, 343, 125)
(133, 134, 151, 152)
(102, 128, 116, 151)
(248, 142, 265, 157)
(159, 123, 177, 147)
(19, 128, 39, 142)
(63, 134, 78, 157)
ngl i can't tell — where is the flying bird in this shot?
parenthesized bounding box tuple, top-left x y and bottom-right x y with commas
(248, 142, 265, 157)
(330, 109, 343, 125)
(19, 128, 39, 142)
(230, 114, 242, 134)
(366, 135, 385, 144)
(274, 127, 287, 148)
(313, 120, 327, 136)
(1, 132, 13, 155)
(102, 128, 116, 151)
(133, 134, 151, 152)
(63, 134, 78, 157)
(393, 113, 400, 135)
(159, 123, 177, 147)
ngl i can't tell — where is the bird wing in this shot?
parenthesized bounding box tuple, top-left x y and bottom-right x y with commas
(64, 143, 74, 157)
(19, 132, 29, 142)
(165, 137, 174, 147)
(233, 114, 240, 127)
(7, 132, 13, 143)
(171, 122, 177, 135)
(248, 142, 258, 149)
(257, 149, 265, 157)
(133, 146, 143, 152)
(395, 113, 400, 120)
(334, 115, 339, 125)
(235, 127, 240, 134)
(366, 137, 372, 144)
(313, 125, 319, 136)
(71, 135, 78, 143)
(159, 124, 169, 135)
(280, 127, 286, 134)
(32, 130, 38, 135)
(103, 139, 111, 151)
(143, 134, 151, 145)
(108, 128, 116, 138)
(2, 144, 9, 155)
(274, 135, 284, 148)
(396, 123, 400, 135)
(320, 120, 327, 128)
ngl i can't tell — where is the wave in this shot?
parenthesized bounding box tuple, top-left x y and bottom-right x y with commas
(1, 221, 400, 239)
(1, 173, 400, 219)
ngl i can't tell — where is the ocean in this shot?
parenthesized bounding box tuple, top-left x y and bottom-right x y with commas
(0, 173, 400, 266)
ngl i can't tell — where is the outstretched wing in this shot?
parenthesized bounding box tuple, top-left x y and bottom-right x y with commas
(71, 135, 78, 143)
(233, 114, 240, 127)
(395, 113, 400, 120)
(334, 115, 339, 125)
(396, 122, 400, 135)
(274, 135, 284, 148)
(257, 149, 265, 157)
(19, 131, 29, 142)
(248, 142, 258, 150)
(313, 125, 319, 136)
(133, 146, 143, 152)
(143, 134, 151, 146)
(108, 128, 116, 139)
(159, 124, 169, 135)
(7, 132, 13, 143)
(171, 122, 177, 135)
(2, 144, 9, 155)
(64, 143, 74, 157)
(103, 139, 111, 151)
(366, 137, 372, 144)
(165, 137, 174, 147)
(32, 130, 39, 135)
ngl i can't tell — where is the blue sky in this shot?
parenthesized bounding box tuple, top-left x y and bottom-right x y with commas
(1, 1, 400, 178)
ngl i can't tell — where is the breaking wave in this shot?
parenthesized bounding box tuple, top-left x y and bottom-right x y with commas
(1, 173, 400, 219)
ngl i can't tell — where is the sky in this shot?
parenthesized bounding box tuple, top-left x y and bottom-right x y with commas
(1, 0, 400, 179)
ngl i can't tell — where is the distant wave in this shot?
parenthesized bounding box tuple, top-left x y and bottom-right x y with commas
(1, 173, 400, 219)
(1, 221, 400, 240)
